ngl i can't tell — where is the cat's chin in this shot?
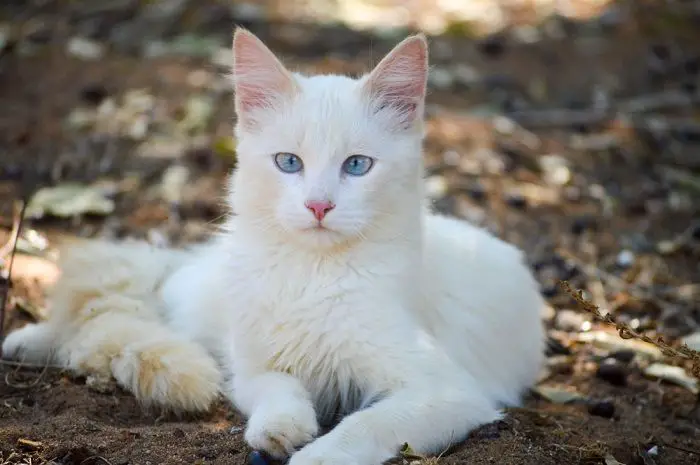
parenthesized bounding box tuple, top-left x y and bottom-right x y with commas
(294, 225, 353, 249)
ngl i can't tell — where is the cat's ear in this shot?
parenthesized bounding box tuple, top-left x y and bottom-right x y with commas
(232, 28, 296, 126)
(362, 34, 428, 129)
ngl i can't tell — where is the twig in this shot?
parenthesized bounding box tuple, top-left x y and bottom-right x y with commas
(0, 359, 64, 369)
(0, 204, 22, 259)
(560, 281, 700, 378)
(4, 362, 50, 389)
(0, 200, 27, 357)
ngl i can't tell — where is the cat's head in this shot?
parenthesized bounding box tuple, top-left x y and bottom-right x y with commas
(228, 28, 428, 250)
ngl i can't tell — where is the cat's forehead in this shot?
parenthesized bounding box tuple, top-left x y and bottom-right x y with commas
(274, 73, 374, 155)
(292, 73, 364, 112)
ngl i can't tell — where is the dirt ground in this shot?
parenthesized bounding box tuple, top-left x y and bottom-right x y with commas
(1, 1, 700, 464)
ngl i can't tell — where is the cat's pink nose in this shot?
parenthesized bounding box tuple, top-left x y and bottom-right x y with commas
(305, 200, 335, 221)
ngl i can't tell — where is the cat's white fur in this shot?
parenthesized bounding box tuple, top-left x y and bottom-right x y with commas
(2, 29, 545, 464)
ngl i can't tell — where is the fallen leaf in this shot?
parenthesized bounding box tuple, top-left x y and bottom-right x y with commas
(160, 164, 190, 204)
(532, 385, 585, 404)
(213, 136, 237, 160)
(179, 95, 215, 133)
(26, 183, 115, 219)
(399, 443, 424, 460)
(577, 331, 663, 361)
(643, 363, 699, 394)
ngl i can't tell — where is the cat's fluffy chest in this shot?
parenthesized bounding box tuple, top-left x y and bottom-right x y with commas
(221, 240, 415, 418)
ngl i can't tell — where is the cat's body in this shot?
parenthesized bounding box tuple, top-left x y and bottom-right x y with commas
(3, 30, 545, 465)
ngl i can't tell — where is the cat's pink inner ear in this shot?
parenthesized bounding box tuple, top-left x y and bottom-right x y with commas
(363, 35, 428, 127)
(232, 29, 295, 115)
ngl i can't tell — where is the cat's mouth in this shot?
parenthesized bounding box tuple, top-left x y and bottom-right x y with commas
(302, 223, 338, 235)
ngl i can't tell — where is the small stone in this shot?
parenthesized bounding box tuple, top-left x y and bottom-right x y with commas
(570, 216, 594, 235)
(511, 25, 541, 44)
(649, 43, 671, 62)
(428, 67, 454, 90)
(247, 450, 270, 465)
(545, 337, 570, 356)
(466, 184, 487, 203)
(615, 250, 635, 268)
(425, 175, 448, 199)
(539, 154, 571, 186)
(80, 84, 108, 106)
(128, 115, 149, 140)
(588, 400, 615, 418)
(554, 310, 587, 332)
(596, 359, 627, 386)
(477, 36, 506, 58)
(505, 193, 527, 210)
(691, 223, 700, 240)
(540, 284, 558, 299)
(66, 37, 104, 60)
(606, 350, 636, 364)
(452, 64, 480, 88)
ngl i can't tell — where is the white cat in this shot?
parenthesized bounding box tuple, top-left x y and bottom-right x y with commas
(2, 29, 545, 465)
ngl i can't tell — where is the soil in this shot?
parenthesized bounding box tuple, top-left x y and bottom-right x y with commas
(1, 1, 700, 464)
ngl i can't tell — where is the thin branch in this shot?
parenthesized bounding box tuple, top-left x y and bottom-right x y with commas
(0, 200, 27, 358)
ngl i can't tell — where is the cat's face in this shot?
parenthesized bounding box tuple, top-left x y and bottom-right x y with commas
(228, 29, 428, 249)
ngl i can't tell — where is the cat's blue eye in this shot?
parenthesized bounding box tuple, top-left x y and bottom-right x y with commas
(342, 155, 374, 176)
(274, 152, 303, 174)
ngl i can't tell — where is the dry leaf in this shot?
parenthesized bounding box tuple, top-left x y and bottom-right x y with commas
(643, 363, 699, 394)
(26, 183, 115, 219)
(577, 331, 663, 361)
(532, 385, 585, 404)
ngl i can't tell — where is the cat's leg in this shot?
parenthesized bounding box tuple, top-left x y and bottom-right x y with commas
(60, 294, 222, 412)
(288, 371, 500, 465)
(230, 370, 319, 459)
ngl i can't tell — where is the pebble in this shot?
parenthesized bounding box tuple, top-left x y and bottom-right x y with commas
(596, 359, 627, 386)
(569, 215, 592, 237)
(247, 450, 270, 465)
(452, 64, 481, 88)
(477, 35, 506, 58)
(428, 67, 454, 90)
(615, 250, 635, 268)
(425, 175, 448, 199)
(539, 154, 571, 186)
(504, 193, 527, 210)
(545, 337, 571, 356)
(66, 37, 105, 60)
(80, 84, 109, 106)
(540, 284, 558, 299)
(588, 400, 616, 419)
(608, 349, 636, 364)
(554, 310, 588, 332)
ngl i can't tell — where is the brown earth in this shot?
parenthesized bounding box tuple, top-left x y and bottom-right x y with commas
(1, 1, 700, 464)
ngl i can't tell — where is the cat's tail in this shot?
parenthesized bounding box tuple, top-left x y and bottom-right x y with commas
(1, 239, 222, 413)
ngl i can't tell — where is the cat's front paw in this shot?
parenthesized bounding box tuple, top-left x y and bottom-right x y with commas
(1, 323, 54, 363)
(287, 442, 361, 465)
(244, 401, 319, 460)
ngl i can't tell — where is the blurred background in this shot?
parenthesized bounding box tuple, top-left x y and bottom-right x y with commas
(1, 1, 700, 464)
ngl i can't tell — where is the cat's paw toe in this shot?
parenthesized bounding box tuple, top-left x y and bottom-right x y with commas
(244, 404, 319, 459)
